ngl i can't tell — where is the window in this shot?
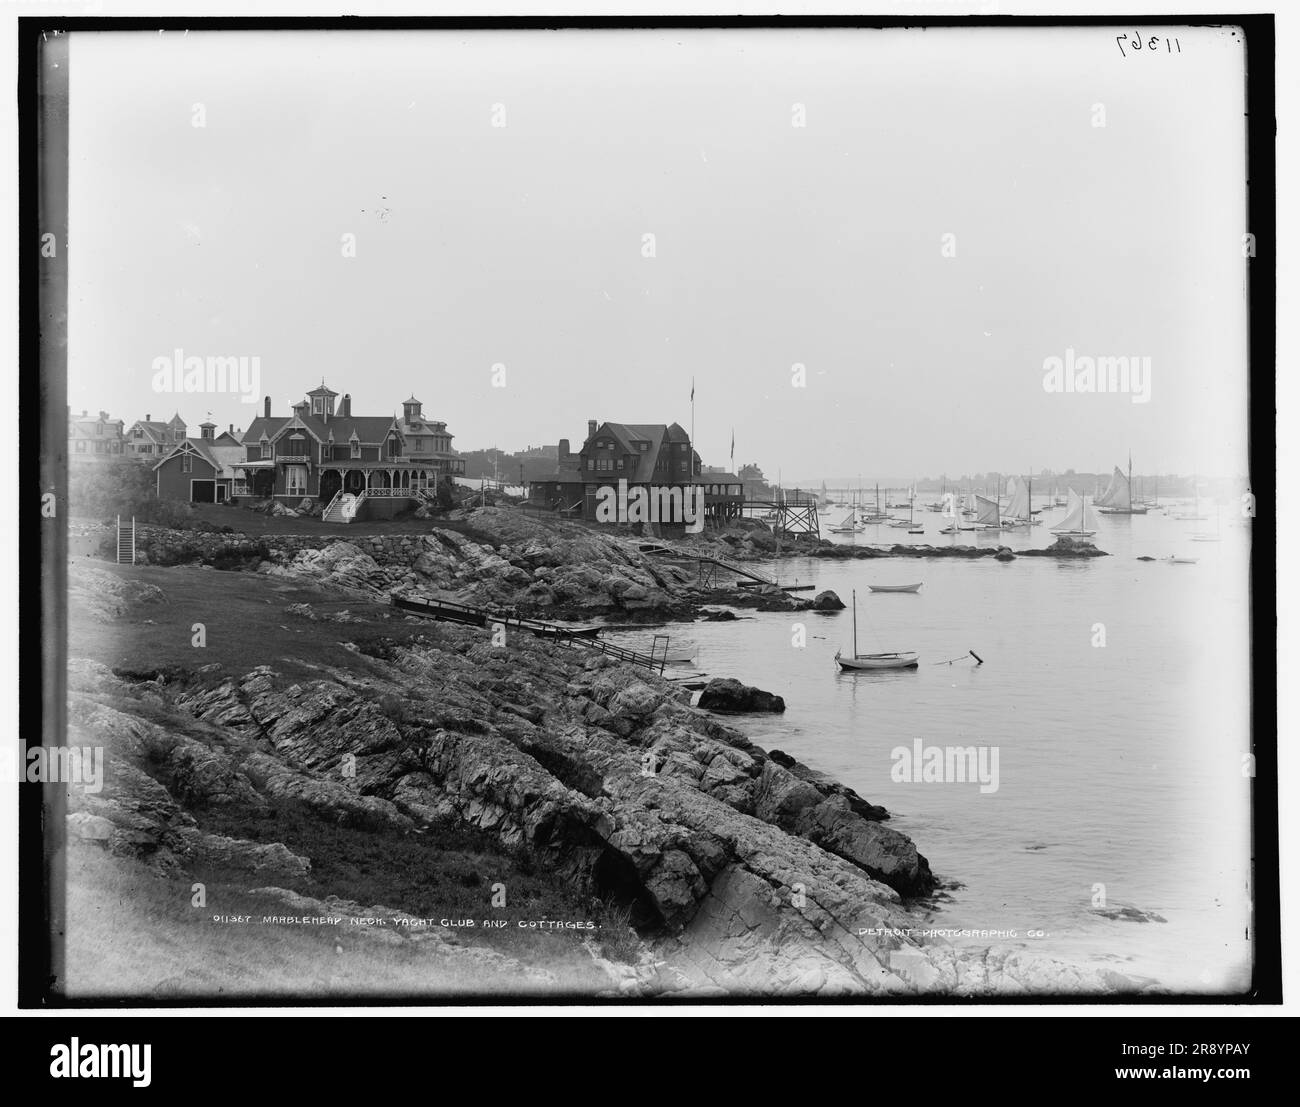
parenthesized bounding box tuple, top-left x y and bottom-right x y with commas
(321, 444, 329, 464)
(260, 438, 270, 460)
(134, 427, 142, 439)
(287, 466, 307, 495)
(351, 438, 361, 459)
(616, 458, 624, 469)
(313, 398, 325, 415)
(181, 454, 192, 473)
(75, 440, 85, 452)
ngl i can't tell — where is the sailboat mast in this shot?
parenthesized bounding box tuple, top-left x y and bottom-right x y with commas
(852, 590, 858, 657)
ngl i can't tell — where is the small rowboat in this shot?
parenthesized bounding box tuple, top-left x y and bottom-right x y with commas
(867, 582, 922, 593)
(835, 649, 919, 671)
(907, 526, 925, 535)
(1164, 556, 1198, 564)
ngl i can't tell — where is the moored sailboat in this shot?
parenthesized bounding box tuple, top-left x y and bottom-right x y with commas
(834, 589, 920, 671)
(1050, 489, 1099, 538)
(1096, 456, 1147, 515)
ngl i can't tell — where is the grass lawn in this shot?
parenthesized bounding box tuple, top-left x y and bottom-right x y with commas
(70, 561, 433, 682)
(73, 500, 511, 543)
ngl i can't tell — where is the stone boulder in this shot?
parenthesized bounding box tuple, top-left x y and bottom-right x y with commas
(811, 589, 846, 610)
(697, 678, 786, 714)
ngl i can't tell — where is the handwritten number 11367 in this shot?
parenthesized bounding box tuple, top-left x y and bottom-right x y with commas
(1115, 34, 1181, 57)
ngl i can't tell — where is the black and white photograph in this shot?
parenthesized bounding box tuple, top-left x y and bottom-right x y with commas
(19, 8, 1283, 1024)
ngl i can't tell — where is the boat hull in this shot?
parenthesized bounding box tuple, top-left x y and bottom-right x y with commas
(835, 650, 919, 670)
(867, 583, 922, 593)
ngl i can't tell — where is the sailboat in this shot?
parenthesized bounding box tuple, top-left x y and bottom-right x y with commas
(828, 508, 863, 534)
(834, 590, 919, 671)
(859, 482, 889, 523)
(1000, 476, 1031, 529)
(1051, 489, 1099, 538)
(906, 490, 924, 534)
(974, 494, 1001, 531)
(1096, 457, 1148, 515)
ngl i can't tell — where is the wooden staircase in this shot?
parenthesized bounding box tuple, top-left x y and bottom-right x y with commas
(115, 515, 136, 565)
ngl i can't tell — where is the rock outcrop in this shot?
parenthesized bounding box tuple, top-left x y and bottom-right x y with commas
(697, 678, 786, 714)
(811, 589, 846, 610)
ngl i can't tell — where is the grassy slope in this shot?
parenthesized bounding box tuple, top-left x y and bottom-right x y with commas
(63, 561, 635, 999)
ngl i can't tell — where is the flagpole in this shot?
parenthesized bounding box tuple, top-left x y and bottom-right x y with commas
(690, 377, 695, 477)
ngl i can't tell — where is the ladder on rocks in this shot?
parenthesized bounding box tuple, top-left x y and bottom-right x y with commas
(115, 515, 136, 565)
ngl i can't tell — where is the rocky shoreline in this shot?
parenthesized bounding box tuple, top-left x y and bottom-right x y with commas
(62, 509, 1142, 997)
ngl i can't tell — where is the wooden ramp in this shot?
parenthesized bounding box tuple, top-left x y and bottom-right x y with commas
(391, 593, 669, 673)
(639, 543, 794, 590)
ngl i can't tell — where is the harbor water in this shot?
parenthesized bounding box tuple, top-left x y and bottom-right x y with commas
(610, 502, 1254, 992)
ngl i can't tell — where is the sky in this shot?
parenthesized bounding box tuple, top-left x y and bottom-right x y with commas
(67, 25, 1251, 483)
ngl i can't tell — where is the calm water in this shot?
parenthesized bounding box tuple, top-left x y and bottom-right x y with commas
(610, 501, 1255, 992)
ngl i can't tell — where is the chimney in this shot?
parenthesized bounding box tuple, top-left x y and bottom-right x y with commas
(341, 394, 351, 417)
(587, 419, 597, 441)
(559, 438, 569, 459)
(145, 413, 151, 423)
(264, 396, 271, 418)
(228, 424, 234, 435)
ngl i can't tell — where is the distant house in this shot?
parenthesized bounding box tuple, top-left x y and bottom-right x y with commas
(125, 413, 186, 459)
(68, 409, 126, 463)
(396, 395, 466, 480)
(153, 422, 244, 503)
(528, 418, 707, 532)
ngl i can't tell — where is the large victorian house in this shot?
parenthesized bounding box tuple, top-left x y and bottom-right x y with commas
(225, 384, 464, 508)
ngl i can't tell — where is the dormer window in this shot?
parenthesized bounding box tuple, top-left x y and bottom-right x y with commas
(259, 435, 270, 460)
(350, 434, 360, 459)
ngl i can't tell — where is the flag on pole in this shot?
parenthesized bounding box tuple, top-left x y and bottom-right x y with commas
(730, 427, 734, 467)
(690, 378, 694, 402)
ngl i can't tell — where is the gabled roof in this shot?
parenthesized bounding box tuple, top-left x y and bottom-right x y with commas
(585, 422, 674, 483)
(276, 412, 401, 446)
(241, 416, 289, 443)
(128, 420, 173, 441)
(152, 438, 243, 478)
(69, 419, 125, 440)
